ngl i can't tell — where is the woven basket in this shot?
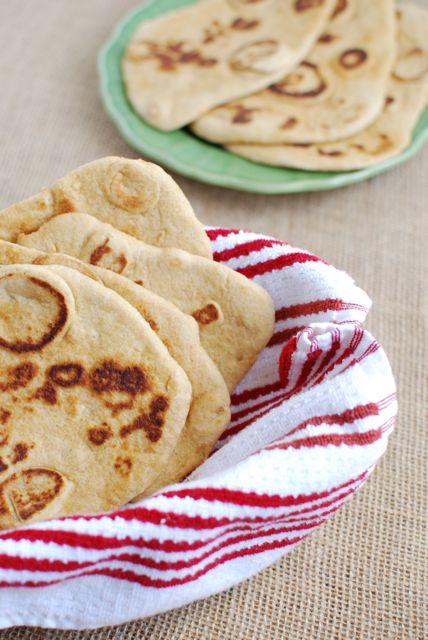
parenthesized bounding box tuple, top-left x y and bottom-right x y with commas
(0, 227, 396, 629)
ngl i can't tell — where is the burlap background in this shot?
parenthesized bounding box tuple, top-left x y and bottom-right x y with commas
(0, 1, 426, 638)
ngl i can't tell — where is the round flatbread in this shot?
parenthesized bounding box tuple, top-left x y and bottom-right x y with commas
(0, 264, 191, 530)
(123, 0, 334, 130)
(0, 157, 212, 258)
(192, 0, 396, 144)
(228, 4, 428, 170)
(0, 240, 231, 494)
(17, 213, 275, 392)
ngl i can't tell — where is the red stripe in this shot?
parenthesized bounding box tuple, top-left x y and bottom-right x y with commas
(275, 299, 367, 322)
(213, 238, 283, 262)
(160, 469, 367, 508)
(268, 326, 305, 347)
(0, 520, 321, 574)
(231, 380, 283, 406)
(278, 335, 298, 387)
(269, 428, 382, 452)
(0, 534, 308, 590)
(236, 252, 321, 278)
(206, 228, 238, 242)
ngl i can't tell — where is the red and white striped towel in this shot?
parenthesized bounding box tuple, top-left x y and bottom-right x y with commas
(0, 228, 396, 630)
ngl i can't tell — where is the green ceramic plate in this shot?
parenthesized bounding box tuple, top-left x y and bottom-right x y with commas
(98, 0, 428, 194)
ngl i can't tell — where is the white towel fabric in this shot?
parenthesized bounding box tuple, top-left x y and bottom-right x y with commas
(0, 227, 396, 629)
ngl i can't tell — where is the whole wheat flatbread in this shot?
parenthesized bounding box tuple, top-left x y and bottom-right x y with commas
(192, 0, 396, 144)
(0, 264, 191, 530)
(0, 157, 212, 258)
(0, 240, 230, 493)
(123, 0, 334, 130)
(18, 213, 275, 392)
(228, 3, 428, 170)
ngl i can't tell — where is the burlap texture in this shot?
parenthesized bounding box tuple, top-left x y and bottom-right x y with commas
(0, 1, 426, 638)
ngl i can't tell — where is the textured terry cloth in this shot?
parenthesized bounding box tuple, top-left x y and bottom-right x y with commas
(0, 227, 396, 629)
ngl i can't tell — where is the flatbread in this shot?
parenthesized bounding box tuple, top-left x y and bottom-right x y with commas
(123, 0, 335, 130)
(0, 241, 231, 493)
(0, 264, 192, 530)
(192, 0, 396, 144)
(0, 157, 212, 258)
(228, 3, 428, 170)
(18, 213, 275, 392)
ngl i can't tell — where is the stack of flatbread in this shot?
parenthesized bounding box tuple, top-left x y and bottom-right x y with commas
(0, 157, 275, 530)
(123, 0, 428, 171)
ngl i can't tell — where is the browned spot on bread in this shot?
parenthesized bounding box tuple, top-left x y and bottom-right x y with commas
(114, 456, 133, 476)
(115, 254, 128, 273)
(12, 443, 29, 464)
(55, 197, 75, 214)
(203, 20, 225, 44)
(90, 361, 148, 395)
(270, 62, 326, 98)
(88, 426, 113, 446)
(192, 303, 220, 325)
(0, 276, 67, 353)
(134, 279, 144, 286)
(0, 458, 8, 473)
(281, 117, 298, 130)
(229, 105, 257, 124)
(231, 18, 260, 30)
(1, 468, 64, 521)
(127, 41, 217, 72)
(105, 399, 134, 416)
(120, 396, 168, 442)
(340, 48, 368, 69)
(35, 381, 57, 405)
(0, 363, 37, 392)
(332, 0, 347, 18)
(351, 133, 392, 156)
(291, 142, 312, 147)
(294, 0, 324, 11)
(318, 33, 336, 44)
(90, 239, 112, 265)
(385, 96, 394, 106)
(0, 409, 10, 425)
(317, 148, 343, 157)
(48, 363, 84, 387)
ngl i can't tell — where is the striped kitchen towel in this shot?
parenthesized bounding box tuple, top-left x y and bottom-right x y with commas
(0, 227, 397, 629)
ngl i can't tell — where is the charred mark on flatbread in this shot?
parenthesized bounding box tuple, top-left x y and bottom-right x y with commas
(0, 458, 8, 473)
(281, 117, 298, 130)
(339, 49, 368, 70)
(0, 468, 65, 521)
(12, 443, 29, 464)
(126, 41, 217, 72)
(48, 363, 85, 387)
(317, 148, 344, 157)
(120, 396, 169, 442)
(34, 381, 57, 405)
(114, 456, 133, 476)
(90, 361, 148, 395)
(294, 0, 324, 11)
(0, 409, 10, 425)
(332, 0, 347, 19)
(90, 239, 112, 265)
(231, 18, 260, 30)
(0, 363, 37, 392)
(87, 426, 113, 446)
(270, 62, 327, 98)
(0, 276, 67, 353)
(318, 33, 336, 44)
(192, 303, 220, 325)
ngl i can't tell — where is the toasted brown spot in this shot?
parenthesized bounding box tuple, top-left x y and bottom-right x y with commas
(114, 456, 132, 476)
(192, 303, 220, 325)
(230, 105, 256, 124)
(105, 399, 134, 416)
(340, 48, 368, 69)
(270, 62, 327, 98)
(12, 443, 29, 464)
(294, 0, 324, 11)
(90, 239, 112, 265)
(55, 197, 75, 215)
(0, 458, 8, 473)
(291, 142, 312, 148)
(0, 276, 67, 353)
(385, 96, 394, 106)
(1, 468, 64, 521)
(88, 426, 113, 446)
(351, 133, 392, 156)
(318, 33, 336, 44)
(90, 361, 148, 395)
(317, 148, 343, 157)
(35, 381, 57, 405)
(231, 18, 260, 30)
(115, 254, 128, 273)
(127, 41, 218, 72)
(134, 279, 144, 286)
(48, 363, 84, 387)
(120, 396, 168, 442)
(0, 363, 37, 392)
(281, 117, 298, 130)
(332, 0, 347, 18)
(0, 409, 10, 425)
